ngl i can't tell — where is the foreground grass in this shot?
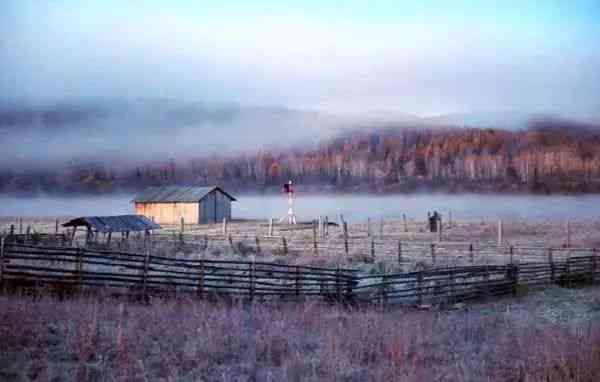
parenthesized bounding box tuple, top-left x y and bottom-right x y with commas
(1, 290, 600, 382)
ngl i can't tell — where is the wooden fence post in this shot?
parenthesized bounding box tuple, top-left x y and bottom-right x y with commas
(55, 219, 59, 235)
(483, 265, 490, 301)
(566, 220, 571, 248)
(281, 236, 288, 255)
(431, 243, 436, 265)
(18, 218, 22, 235)
(255, 236, 261, 254)
(222, 218, 227, 235)
(268, 218, 274, 236)
(379, 218, 384, 238)
(548, 248, 555, 283)
(313, 220, 318, 255)
(469, 244, 474, 264)
(417, 271, 424, 306)
(335, 267, 342, 302)
(367, 218, 371, 237)
(343, 222, 349, 257)
(380, 271, 388, 309)
(498, 220, 503, 246)
(228, 235, 236, 254)
(249, 258, 255, 301)
(0, 236, 5, 287)
(437, 218, 442, 242)
(448, 211, 452, 229)
(509, 246, 514, 264)
(142, 248, 151, 297)
(9, 225, 14, 239)
(403, 213, 408, 232)
(397, 240, 402, 266)
(592, 248, 597, 285)
(370, 238, 375, 263)
(198, 256, 205, 299)
(295, 265, 301, 299)
(507, 264, 518, 296)
(324, 216, 329, 237)
(76, 246, 83, 287)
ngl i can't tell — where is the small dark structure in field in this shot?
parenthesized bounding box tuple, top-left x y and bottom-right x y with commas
(62, 214, 160, 242)
(133, 186, 237, 224)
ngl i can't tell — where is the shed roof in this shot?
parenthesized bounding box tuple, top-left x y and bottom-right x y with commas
(133, 186, 237, 203)
(62, 215, 161, 233)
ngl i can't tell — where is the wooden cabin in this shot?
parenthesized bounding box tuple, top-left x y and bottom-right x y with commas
(133, 186, 237, 224)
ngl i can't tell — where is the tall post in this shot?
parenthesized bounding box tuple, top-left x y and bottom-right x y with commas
(295, 265, 301, 299)
(18, 218, 22, 235)
(367, 218, 371, 237)
(9, 225, 14, 239)
(222, 218, 227, 235)
(592, 248, 597, 285)
(0, 236, 5, 286)
(498, 220, 503, 246)
(448, 211, 452, 229)
(343, 222, 349, 257)
(548, 248, 555, 283)
(469, 243, 474, 264)
(281, 236, 288, 255)
(249, 258, 255, 301)
(370, 238, 375, 263)
(324, 216, 329, 237)
(312, 219, 318, 255)
(142, 247, 151, 297)
(379, 218, 384, 238)
(268, 218, 274, 236)
(566, 220, 571, 248)
(55, 219, 59, 235)
(431, 243, 436, 265)
(397, 240, 402, 266)
(437, 217, 443, 242)
(180, 217, 185, 234)
(402, 213, 408, 232)
(509, 246, 514, 264)
(198, 255, 205, 299)
(339, 214, 345, 233)
(255, 236, 261, 254)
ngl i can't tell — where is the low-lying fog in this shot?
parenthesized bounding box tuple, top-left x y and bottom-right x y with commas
(1, 193, 599, 222)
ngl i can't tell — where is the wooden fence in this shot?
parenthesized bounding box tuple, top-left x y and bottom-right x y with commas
(0, 242, 598, 306)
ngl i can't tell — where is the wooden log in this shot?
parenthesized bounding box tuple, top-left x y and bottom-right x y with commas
(268, 218, 274, 236)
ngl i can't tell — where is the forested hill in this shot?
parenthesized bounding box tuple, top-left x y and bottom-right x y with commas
(3, 118, 600, 194)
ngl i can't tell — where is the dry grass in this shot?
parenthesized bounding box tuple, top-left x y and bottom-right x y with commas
(2, 288, 600, 381)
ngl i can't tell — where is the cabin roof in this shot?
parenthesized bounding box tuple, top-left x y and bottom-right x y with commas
(62, 215, 161, 233)
(133, 186, 237, 203)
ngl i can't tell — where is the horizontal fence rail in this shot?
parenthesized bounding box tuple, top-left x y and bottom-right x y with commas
(1, 242, 599, 306)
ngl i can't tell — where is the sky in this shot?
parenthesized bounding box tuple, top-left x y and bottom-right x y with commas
(2, 0, 600, 119)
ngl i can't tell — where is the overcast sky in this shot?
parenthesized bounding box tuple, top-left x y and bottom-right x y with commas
(2, 1, 600, 119)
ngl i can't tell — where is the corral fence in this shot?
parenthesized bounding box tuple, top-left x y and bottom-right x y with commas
(1, 241, 599, 307)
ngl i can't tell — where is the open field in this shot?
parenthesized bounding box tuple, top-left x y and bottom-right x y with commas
(1, 286, 600, 382)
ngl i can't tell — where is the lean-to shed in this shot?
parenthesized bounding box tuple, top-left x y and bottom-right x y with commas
(133, 186, 237, 224)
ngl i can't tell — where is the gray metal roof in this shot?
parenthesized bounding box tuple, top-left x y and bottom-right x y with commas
(62, 215, 161, 233)
(133, 186, 237, 203)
